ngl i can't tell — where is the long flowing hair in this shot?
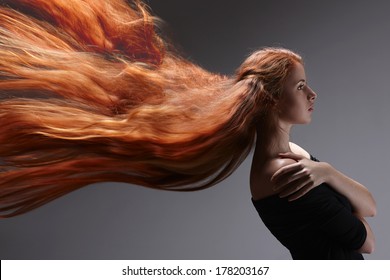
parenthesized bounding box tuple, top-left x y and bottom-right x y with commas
(0, 0, 302, 217)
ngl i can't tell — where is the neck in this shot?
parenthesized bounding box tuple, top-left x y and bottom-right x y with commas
(254, 119, 292, 159)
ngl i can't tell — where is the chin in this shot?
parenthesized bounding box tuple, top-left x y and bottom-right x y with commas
(298, 118, 312, 125)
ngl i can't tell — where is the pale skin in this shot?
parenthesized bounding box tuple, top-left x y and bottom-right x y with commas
(250, 62, 376, 254)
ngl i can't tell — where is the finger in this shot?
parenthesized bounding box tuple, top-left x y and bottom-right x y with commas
(287, 181, 315, 201)
(272, 165, 304, 188)
(278, 152, 304, 161)
(278, 176, 312, 198)
(271, 162, 303, 182)
(273, 168, 310, 191)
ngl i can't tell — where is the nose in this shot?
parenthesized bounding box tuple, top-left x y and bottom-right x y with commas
(307, 86, 317, 101)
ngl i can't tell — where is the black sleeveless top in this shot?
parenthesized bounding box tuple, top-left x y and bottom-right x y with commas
(251, 155, 366, 259)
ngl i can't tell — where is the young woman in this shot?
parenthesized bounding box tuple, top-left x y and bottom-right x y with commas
(0, 0, 375, 259)
(247, 55, 376, 259)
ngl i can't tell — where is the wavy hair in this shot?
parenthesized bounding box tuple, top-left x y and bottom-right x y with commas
(0, 0, 302, 217)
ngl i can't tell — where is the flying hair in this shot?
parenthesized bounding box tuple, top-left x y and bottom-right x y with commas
(0, 0, 303, 217)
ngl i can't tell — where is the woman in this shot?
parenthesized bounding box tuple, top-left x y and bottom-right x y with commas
(0, 0, 375, 259)
(247, 54, 376, 259)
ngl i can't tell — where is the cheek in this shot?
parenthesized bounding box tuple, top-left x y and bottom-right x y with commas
(278, 98, 308, 122)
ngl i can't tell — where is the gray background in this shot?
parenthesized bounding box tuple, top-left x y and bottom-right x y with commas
(0, 0, 389, 259)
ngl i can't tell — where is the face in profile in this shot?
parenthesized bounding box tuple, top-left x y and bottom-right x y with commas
(277, 62, 317, 125)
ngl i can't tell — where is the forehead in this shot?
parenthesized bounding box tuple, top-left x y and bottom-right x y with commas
(286, 62, 306, 84)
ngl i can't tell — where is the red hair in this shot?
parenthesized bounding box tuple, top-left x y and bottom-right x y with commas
(0, 0, 302, 217)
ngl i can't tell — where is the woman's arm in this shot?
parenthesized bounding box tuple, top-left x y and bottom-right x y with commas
(271, 152, 377, 217)
(323, 162, 376, 217)
(356, 215, 375, 254)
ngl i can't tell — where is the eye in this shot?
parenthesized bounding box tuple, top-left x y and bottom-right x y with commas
(297, 83, 305, 90)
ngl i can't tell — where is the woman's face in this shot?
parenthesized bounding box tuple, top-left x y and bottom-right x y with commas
(277, 62, 317, 125)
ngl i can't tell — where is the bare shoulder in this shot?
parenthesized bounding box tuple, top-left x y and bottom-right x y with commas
(251, 142, 310, 200)
(267, 157, 298, 176)
(250, 157, 298, 200)
(289, 142, 310, 159)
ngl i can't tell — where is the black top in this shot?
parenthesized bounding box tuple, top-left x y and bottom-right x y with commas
(251, 155, 367, 260)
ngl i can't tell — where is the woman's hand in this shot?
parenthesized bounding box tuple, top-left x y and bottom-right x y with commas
(271, 152, 329, 201)
(272, 152, 376, 216)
